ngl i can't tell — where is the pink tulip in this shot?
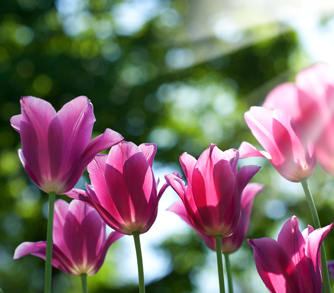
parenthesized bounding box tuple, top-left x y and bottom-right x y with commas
(239, 106, 316, 182)
(247, 216, 333, 293)
(168, 183, 264, 253)
(263, 63, 334, 175)
(14, 199, 123, 276)
(165, 145, 260, 237)
(10, 96, 123, 194)
(67, 141, 168, 235)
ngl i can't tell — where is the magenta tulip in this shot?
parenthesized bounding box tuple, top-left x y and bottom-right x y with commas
(165, 145, 260, 238)
(67, 141, 168, 235)
(10, 96, 123, 194)
(263, 63, 334, 175)
(168, 183, 264, 253)
(247, 216, 333, 293)
(14, 199, 123, 276)
(239, 106, 316, 182)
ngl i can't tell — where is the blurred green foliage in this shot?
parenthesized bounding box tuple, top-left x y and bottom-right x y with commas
(1, 0, 334, 292)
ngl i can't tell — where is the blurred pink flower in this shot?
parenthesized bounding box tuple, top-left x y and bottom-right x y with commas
(168, 183, 264, 253)
(327, 260, 334, 280)
(239, 106, 316, 182)
(67, 141, 168, 235)
(165, 144, 260, 237)
(263, 63, 334, 175)
(247, 216, 333, 293)
(14, 199, 123, 276)
(10, 96, 123, 194)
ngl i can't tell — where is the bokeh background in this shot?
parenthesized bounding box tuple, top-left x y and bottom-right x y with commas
(1, 0, 334, 292)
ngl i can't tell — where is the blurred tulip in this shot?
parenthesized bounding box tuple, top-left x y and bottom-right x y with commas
(165, 144, 260, 237)
(10, 96, 123, 194)
(14, 199, 123, 276)
(247, 216, 333, 293)
(168, 183, 264, 253)
(263, 63, 334, 175)
(67, 141, 167, 235)
(239, 106, 316, 182)
(328, 260, 334, 280)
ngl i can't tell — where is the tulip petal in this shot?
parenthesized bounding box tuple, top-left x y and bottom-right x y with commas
(58, 96, 95, 163)
(10, 114, 22, 133)
(238, 141, 271, 160)
(236, 165, 261, 192)
(138, 143, 157, 167)
(179, 152, 197, 181)
(277, 216, 312, 292)
(247, 238, 299, 293)
(62, 128, 123, 193)
(305, 223, 333, 293)
(263, 82, 301, 117)
(244, 107, 283, 164)
(168, 200, 216, 250)
(92, 231, 123, 275)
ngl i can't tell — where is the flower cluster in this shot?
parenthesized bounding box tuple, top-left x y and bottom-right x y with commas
(10, 63, 334, 293)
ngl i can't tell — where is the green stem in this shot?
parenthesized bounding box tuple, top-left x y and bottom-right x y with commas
(81, 273, 88, 293)
(215, 235, 225, 293)
(300, 178, 331, 293)
(224, 253, 233, 293)
(133, 232, 145, 293)
(45, 192, 56, 293)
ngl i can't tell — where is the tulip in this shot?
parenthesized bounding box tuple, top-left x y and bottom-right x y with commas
(328, 260, 334, 280)
(239, 106, 316, 182)
(14, 199, 123, 290)
(168, 182, 264, 253)
(67, 141, 167, 235)
(10, 96, 124, 195)
(165, 145, 260, 293)
(247, 216, 333, 293)
(165, 145, 260, 238)
(67, 141, 168, 293)
(10, 95, 124, 293)
(263, 63, 334, 175)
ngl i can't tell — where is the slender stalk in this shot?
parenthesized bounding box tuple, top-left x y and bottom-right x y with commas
(215, 235, 225, 293)
(224, 253, 233, 293)
(133, 232, 145, 293)
(45, 192, 56, 293)
(300, 178, 331, 293)
(81, 273, 88, 293)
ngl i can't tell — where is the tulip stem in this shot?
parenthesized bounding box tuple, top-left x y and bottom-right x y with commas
(81, 273, 88, 293)
(45, 192, 56, 293)
(133, 232, 145, 293)
(300, 178, 331, 293)
(215, 235, 225, 293)
(224, 253, 233, 293)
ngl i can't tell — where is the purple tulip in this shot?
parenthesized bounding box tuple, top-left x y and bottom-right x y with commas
(247, 216, 333, 293)
(168, 183, 264, 253)
(10, 96, 123, 194)
(14, 199, 123, 276)
(67, 141, 168, 235)
(165, 144, 261, 237)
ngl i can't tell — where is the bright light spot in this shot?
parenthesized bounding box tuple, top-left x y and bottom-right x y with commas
(62, 12, 93, 36)
(111, 0, 166, 36)
(213, 93, 236, 116)
(94, 20, 113, 39)
(265, 199, 287, 220)
(15, 26, 34, 45)
(165, 48, 195, 69)
(101, 42, 122, 62)
(213, 17, 243, 43)
(160, 9, 180, 28)
(149, 128, 178, 150)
